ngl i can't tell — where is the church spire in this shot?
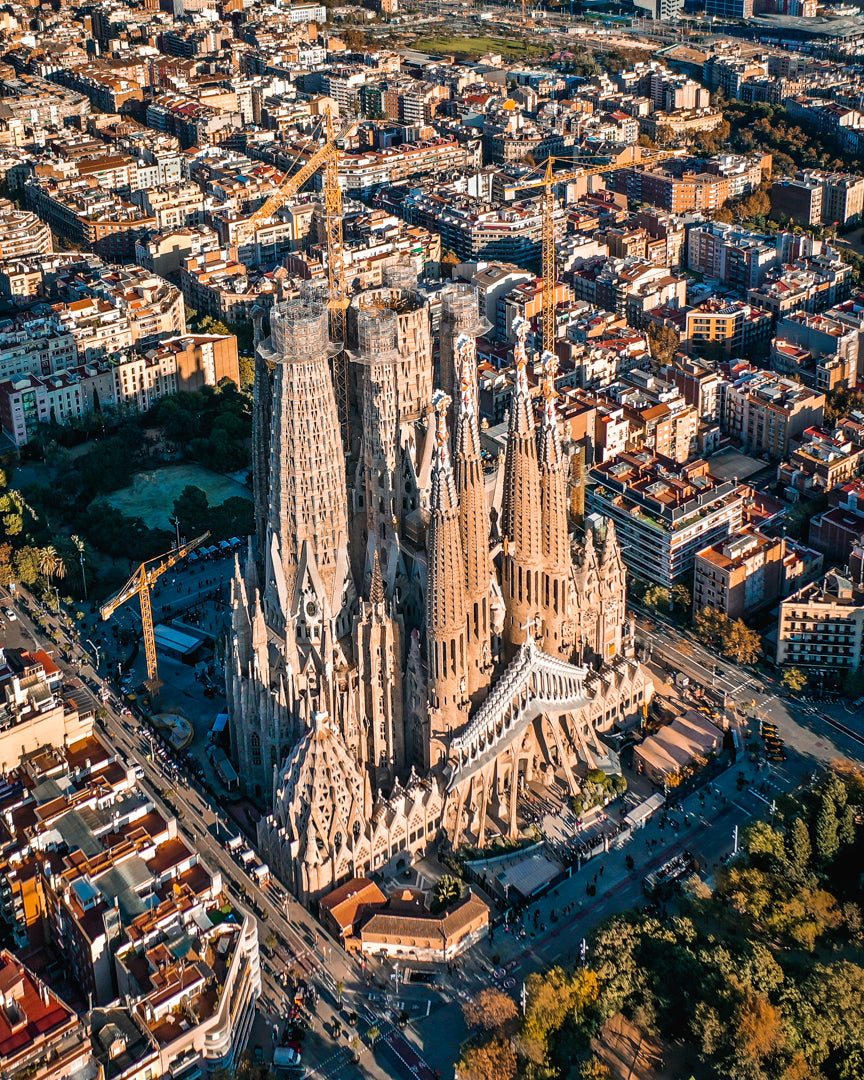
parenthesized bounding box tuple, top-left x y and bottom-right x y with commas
(454, 333, 492, 699)
(369, 549, 385, 605)
(538, 351, 569, 573)
(426, 390, 468, 769)
(501, 317, 543, 652)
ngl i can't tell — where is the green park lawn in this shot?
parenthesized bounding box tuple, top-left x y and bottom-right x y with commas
(102, 464, 250, 531)
(413, 35, 542, 59)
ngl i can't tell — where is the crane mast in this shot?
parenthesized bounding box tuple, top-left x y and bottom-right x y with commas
(100, 532, 210, 697)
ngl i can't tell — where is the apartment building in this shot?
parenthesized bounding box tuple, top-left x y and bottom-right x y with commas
(0, 952, 93, 1080)
(587, 452, 746, 586)
(684, 298, 772, 358)
(180, 249, 278, 320)
(130, 182, 205, 231)
(778, 425, 864, 495)
(134, 223, 222, 280)
(613, 166, 733, 214)
(0, 68, 89, 126)
(777, 570, 864, 671)
(664, 357, 725, 422)
(748, 256, 853, 319)
(497, 278, 574, 342)
(49, 61, 144, 114)
(810, 480, 864, 565)
(579, 258, 688, 329)
(0, 319, 78, 381)
(146, 333, 240, 392)
(0, 200, 52, 262)
(722, 365, 825, 460)
(694, 527, 787, 618)
(24, 179, 156, 263)
(772, 310, 859, 392)
(687, 221, 778, 291)
(771, 176, 824, 225)
(821, 173, 864, 225)
(0, 658, 261, 1075)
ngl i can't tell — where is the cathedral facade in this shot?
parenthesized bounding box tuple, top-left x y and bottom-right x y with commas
(227, 275, 652, 904)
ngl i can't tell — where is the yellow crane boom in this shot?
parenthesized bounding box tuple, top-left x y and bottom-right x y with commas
(100, 531, 210, 695)
(517, 150, 684, 353)
(236, 117, 358, 245)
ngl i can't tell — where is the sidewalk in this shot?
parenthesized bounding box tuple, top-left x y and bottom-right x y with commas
(471, 754, 759, 974)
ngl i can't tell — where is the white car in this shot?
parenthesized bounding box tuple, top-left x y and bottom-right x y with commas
(3, 608, 16, 621)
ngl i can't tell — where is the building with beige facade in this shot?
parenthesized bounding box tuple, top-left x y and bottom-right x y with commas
(0, 200, 52, 262)
(722, 365, 825, 461)
(0, 648, 93, 775)
(777, 570, 864, 672)
(694, 527, 786, 619)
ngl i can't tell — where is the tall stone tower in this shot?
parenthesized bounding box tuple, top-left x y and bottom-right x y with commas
(501, 317, 544, 653)
(538, 352, 573, 659)
(354, 551, 405, 789)
(262, 295, 349, 626)
(250, 305, 271, 569)
(425, 391, 468, 771)
(453, 333, 492, 701)
(349, 286, 433, 573)
(439, 282, 488, 432)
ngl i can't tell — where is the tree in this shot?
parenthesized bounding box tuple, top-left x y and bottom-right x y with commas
(735, 991, 786, 1062)
(579, 1060, 612, 1079)
(695, 606, 727, 649)
(173, 486, 210, 537)
(646, 322, 680, 369)
(238, 354, 255, 391)
(12, 546, 42, 587)
(744, 821, 786, 864)
(839, 803, 857, 847)
(456, 1038, 518, 1080)
(788, 817, 811, 869)
(463, 989, 519, 1035)
(432, 874, 463, 911)
(0, 541, 12, 588)
(671, 584, 691, 613)
(71, 534, 88, 601)
(643, 584, 670, 611)
(0, 489, 32, 536)
(39, 546, 60, 593)
(723, 618, 761, 663)
(782, 667, 808, 693)
(815, 795, 839, 862)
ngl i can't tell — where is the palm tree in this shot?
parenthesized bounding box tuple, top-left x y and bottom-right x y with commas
(71, 535, 87, 601)
(39, 546, 59, 594)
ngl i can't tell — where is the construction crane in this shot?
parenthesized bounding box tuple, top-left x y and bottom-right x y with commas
(235, 111, 354, 439)
(100, 532, 210, 697)
(323, 108, 351, 447)
(234, 115, 358, 246)
(518, 150, 683, 353)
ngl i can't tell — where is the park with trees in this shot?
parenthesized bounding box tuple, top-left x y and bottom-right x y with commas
(457, 767, 864, 1080)
(0, 377, 253, 604)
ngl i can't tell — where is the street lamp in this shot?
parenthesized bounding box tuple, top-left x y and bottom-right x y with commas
(86, 638, 101, 672)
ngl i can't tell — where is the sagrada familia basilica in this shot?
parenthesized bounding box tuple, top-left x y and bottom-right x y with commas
(226, 270, 653, 903)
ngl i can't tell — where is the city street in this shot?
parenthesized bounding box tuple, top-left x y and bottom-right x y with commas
(3, 578, 864, 1079)
(0, 585, 439, 1080)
